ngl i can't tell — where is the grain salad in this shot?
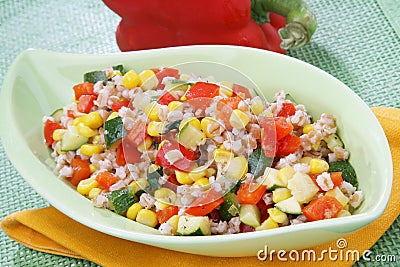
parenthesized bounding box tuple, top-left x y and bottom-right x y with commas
(43, 64, 363, 235)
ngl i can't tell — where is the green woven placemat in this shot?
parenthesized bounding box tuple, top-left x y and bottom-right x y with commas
(0, 0, 399, 266)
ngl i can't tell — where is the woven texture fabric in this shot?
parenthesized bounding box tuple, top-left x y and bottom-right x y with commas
(0, 0, 399, 266)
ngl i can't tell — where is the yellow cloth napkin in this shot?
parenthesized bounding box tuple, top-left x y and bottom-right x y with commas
(1, 106, 399, 267)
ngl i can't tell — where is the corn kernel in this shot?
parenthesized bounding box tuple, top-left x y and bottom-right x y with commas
(179, 117, 201, 131)
(106, 112, 119, 121)
(147, 121, 165, 137)
(80, 144, 104, 156)
(77, 123, 98, 138)
(256, 217, 279, 231)
(205, 168, 216, 177)
(168, 101, 183, 111)
(166, 215, 180, 235)
(71, 117, 83, 126)
(250, 97, 264, 116)
(138, 69, 158, 91)
(126, 203, 143, 220)
(136, 209, 158, 227)
(122, 70, 140, 89)
(225, 156, 248, 180)
(219, 81, 233, 97)
(137, 136, 153, 153)
(175, 170, 193, 185)
(300, 156, 312, 164)
(277, 166, 295, 186)
(88, 187, 102, 199)
(267, 208, 288, 224)
(77, 177, 99, 196)
(80, 112, 103, 129)
(272, 188, 292, 203)
(309, 158, 329, 174)
(229, 109, 250, 129)
(213, 148, 234, 163)
(193, 177, 210, 189)
(200, 117, 217, 138)
(52, 129, 66, 141)
(129, 178, 150, 193)
(154, 201, 170, 211)
(154, 188, 177, 204)
(144, 102, 160, 121)
(312, 140, 321, 151)
(303, 124, 314, 134)
(89, 164, 97, 173)
(188, 166, 207, 181)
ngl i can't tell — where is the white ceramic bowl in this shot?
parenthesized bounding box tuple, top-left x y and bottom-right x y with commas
(0, 45, 392, 257)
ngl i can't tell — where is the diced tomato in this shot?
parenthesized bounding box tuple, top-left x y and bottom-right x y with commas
(69, 158, 91, 186)
(73, 82, 96, 100)
(122, 141, 142, 164)
(125, 120, 147, 146)
(274, 117, 294, 141)
(77, 95, 97, 113)
(302, 195, 343, 221)
(218, 95, 242, 110)
(261, 117, 277, 158)
(276, 134, 301, 157)
(67, 110, 75, 118)
(237, 183, 267, 204)
(116, 142, 126, 166)
(44, 119, 63, 147)
(232, 84, 252, 99)
(111, 99, 130, 112)
(330, 172, 344, 187)
(155, 140, 195, 172)
(278, 103, 296, 117)
(95, 171, 118, 190)
(158, 91, 178, 105)
(155, 68, 179, 84)
(185, 189, 224, 216)
(185, 82, 220, 100)
(156, 205, 179, 224)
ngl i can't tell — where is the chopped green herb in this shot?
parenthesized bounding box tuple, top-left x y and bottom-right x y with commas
(112, 64, 124, 73)
(104, 116, 126, 149)
(248, 147, 273, 178)
(84, 70, 106, 84)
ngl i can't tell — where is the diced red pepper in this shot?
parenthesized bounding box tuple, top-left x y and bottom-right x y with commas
(278, 103, 296, 117)
(261, 117, 277, 158)
(125, 120, 147, 146)
(67, 110, 75, 118)
(302, 195, 343, 221)
(155, 140, 195, 172)
(111, 99, 131, 112)
(330, 172, 344, 187)
(77, 95, 97, 113)
(73, 82, 96, 100)
(276, 134, 301, 157)
(122, 141, 142, 164)
(218, 95, 242, 110)
(95, 171, 119, 190)
(185, 189, 224, 216)
(69, 158, 91, 186)
(274, 117, 294, 141)
(116, 142, 126, 166)
(184, 82, 220, 100)
(155, 68, 179, 84)
(237, 183, 267, 205)
(44, 119, 63, 147)
(156, 205, 179, 224)
(240, 223, 256, 233)
(158, 91, 178, 105)
(257, 199, 273, 223)
(232, 84, 252, 99)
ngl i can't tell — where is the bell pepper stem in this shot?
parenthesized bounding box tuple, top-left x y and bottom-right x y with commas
(251, 0, 317, 50)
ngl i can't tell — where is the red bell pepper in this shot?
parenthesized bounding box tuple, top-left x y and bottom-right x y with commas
(237, 182, 267, 204)
(102, 0, 316, 53)
(69, 158, 91, 186)
(185, 189, 224, 216)
(158, 91, 178, 105)
(43, 119, 63, 147)
(95, 171, 119, 190)
(73, 82, 96, 100)
(278, 103, 296, 117)
(155, 140, 196, 172)
(156, 205, 179, 224)
(111, 99, 131, 112)
(302, 195, 343, 221)
(77, 94, 97, 113)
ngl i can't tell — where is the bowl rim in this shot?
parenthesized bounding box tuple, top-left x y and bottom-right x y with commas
(0, 45, 393, 250)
